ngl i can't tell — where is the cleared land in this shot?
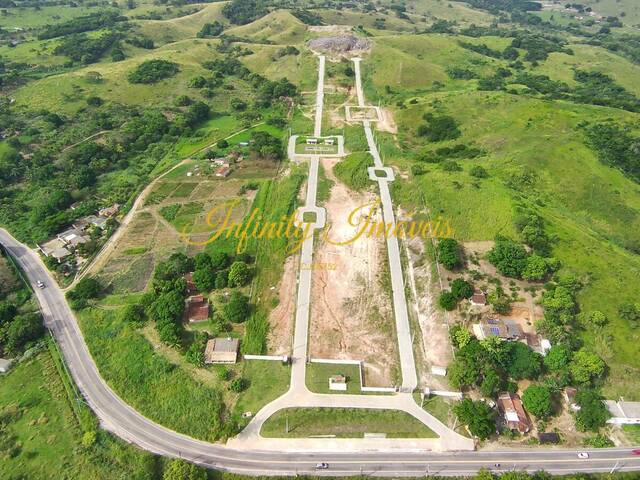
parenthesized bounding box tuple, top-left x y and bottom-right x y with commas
(308, 158, 398, 387)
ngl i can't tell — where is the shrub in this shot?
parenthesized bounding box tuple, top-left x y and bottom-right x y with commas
(439, 291, 458, 311)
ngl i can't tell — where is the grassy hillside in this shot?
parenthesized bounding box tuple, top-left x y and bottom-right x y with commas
(389, 89, 640, 398)
(225, 10, 308, 45)
(135, 2, 227, 45)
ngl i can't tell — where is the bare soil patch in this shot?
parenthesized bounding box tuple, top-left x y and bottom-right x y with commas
(307, 35, 372, 59)
(308, 158, 398, 387)
(377, 108, 398, 134)
(404, 235, 453, 390)
(267, 255, 297, 355)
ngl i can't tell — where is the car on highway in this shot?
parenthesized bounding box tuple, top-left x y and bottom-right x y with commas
(315, 462, 329, 470)
(632, 449, 640, 456)
(36, 280, 45, 289)
(578, 452, 589, 459)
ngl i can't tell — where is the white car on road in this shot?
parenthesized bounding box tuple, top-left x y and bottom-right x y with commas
(578, 452, 589, 459)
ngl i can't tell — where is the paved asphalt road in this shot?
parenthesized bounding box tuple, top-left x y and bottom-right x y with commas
(2, 215, 640, 477)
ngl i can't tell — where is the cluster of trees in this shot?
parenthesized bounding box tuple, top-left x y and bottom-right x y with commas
(416, 113, 461, 142)
(488, 213, 557, 282)
(128, 60, 180, 84)
(584, 122, 640, 185)
(190, 251, 251, 293)
(196, 21, 224, 38)
(66, 277, 102, 310)
(54, 31, 120, 64)
(450, 315, 610, 436)
(249, 131, 283, 161)
(125, 36, 155, 49)
(222, 0, 270, 25)
(439, 278, 474, 311)
(417, 143, 485, 164)
(0, 255, 43, 356)
(38, 11, 126, 40)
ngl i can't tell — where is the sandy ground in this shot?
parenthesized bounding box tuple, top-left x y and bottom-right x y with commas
(404, 234, 453, 390)
(377, 108, 398, 134)
(267, 255, 297, 355)
(308, 158, 398, 387)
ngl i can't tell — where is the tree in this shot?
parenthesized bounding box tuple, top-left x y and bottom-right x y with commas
(214, 271, 228, 289)
(210, 251, 229, 270)
(544, 344, 572, 375)
(451, 278, 474, 300)
(66, 277, 102, 309)
(487, 237, 528, 278)
(163, 459, 207, 480)
(223, 292, 250, 324)
(574, 389, 610, 432)
(438, 291, 458, 311)
(570, 349, 606, 384)
(448, 356, 480, 389)
(228, 261, 250, 287)
(453, 398, 496, 439)
(437, 238, 462, 270)
(522, 384, 552, 418)
(193, 268, 216, 292)
(193, 252, 212, 270)
(480, 368, 502, 398)
(506, 342, 542, 380)
(487, 286, 511, 314)
(522, 254, 550, 281)
(147, 290, 184, 325)
(0, 302, 17, 325)
(5, 313, 44, 354)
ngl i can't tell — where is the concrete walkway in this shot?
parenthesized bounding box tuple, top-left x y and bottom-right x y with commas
(353, 57, 418, 391)
(233, 54, 473, 452)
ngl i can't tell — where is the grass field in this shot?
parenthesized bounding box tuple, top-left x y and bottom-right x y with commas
(261, 407, 438, 438)
(306, 362, 362, 394)
(0, 350, 156, 479)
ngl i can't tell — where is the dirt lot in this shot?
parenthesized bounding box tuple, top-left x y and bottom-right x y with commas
(267, 255, 297, 355)
(404, 235, 453, 390)
(308, 158, 398, 387)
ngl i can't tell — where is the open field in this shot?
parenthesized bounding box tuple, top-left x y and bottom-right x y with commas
(0, 350, 155, 479)
(261, 407, 437, 438)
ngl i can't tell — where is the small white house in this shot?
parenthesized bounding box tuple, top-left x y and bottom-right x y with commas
(431, 366, 447, 377)
(306, 137, 318, 145)
(329, 375, 347, 391)
(605, 399, 640, 425)
(324, 138, 335, 145)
